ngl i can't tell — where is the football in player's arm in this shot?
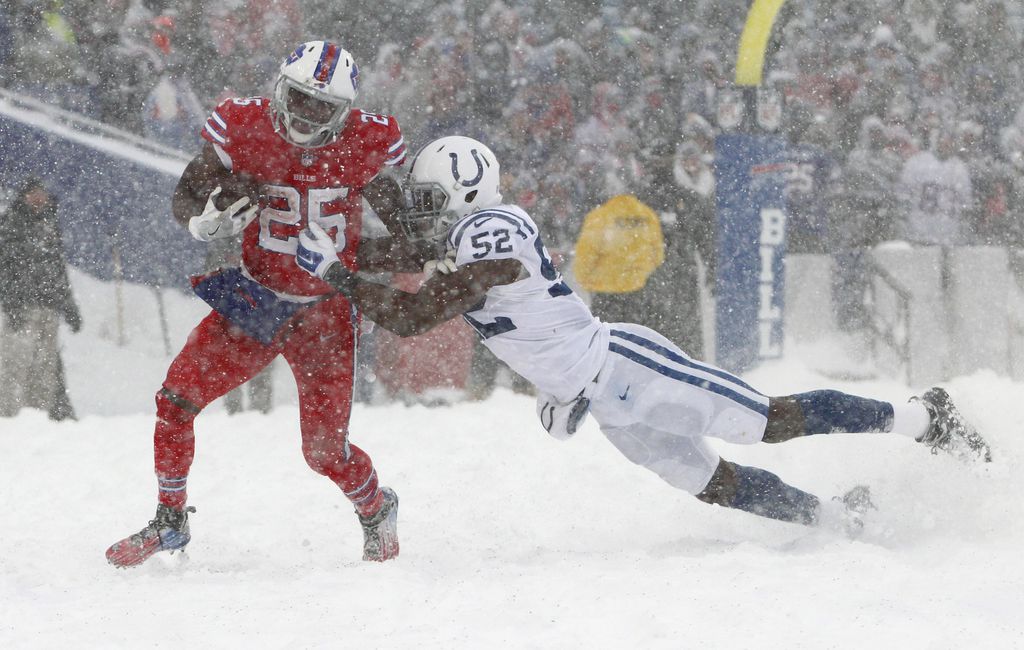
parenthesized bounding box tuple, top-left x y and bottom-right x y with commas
(172, 140, 430, 273)
(296, 135, 992, 535)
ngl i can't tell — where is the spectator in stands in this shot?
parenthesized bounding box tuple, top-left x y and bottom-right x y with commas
(830, 116, 902, 334)
(473, 2, 531, 110)
(847, 25, 914, 132)
(0, 177, 82, 420)
(360, 43, 416, 121)
(960, 65, 1013, 153)
(898, 124, 974, 246)
(140, 15, 205, 151)
(678, 49, 728, 128)
(783, 112, 840, 254)
(628, 74, 677, 155)
(577, 15, 616, 90)
(92, 11, 163, 134)
(574, 82, 630, 210)
(63, 1, 131, 120)
(959, 120, 1016, 247)
(912, 46, 956, 111)
(680, 112, 716, 162)
(640, 139, 717, 357)
(1, 2, 84, 109)
(573, 194, 665, 329)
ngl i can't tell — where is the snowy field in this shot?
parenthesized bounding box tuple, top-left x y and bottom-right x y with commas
(2, 272, 1023, 649)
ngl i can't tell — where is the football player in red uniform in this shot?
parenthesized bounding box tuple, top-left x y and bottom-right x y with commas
(107, 41, 424, 567)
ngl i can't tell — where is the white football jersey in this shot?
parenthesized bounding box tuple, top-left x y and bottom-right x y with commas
(447, 204, 609, 402)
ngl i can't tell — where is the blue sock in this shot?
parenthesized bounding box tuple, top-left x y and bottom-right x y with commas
(729, 464, 819, 525)
(792, 390, 893, 435)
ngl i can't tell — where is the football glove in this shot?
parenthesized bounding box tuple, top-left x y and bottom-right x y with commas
(296, 222, 340, 278)
(422, 256, 457, 276)
(188, 187, 259, 242)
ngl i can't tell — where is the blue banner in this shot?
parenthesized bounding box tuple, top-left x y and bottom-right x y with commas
(713, 133, 788, 373)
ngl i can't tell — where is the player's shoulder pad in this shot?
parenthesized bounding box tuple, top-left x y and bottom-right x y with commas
(202, 96, 269, 148)
(448, 205, 538, 265)
(349, 109, 406, 167)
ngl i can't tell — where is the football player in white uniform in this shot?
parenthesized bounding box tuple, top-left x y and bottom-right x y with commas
(295, 135, 991, 531)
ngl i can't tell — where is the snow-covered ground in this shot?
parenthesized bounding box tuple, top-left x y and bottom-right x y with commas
(2, 271, 1022, 649)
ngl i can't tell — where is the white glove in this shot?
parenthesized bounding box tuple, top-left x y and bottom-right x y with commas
(423, 256, 457, 277)
(188, 187, 259, 242)
(296, 222, 340, 278)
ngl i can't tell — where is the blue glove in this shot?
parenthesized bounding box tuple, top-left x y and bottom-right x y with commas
(296, 222, 340, 278)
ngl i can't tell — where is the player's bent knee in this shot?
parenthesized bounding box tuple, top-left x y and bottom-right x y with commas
(695, 459, 737, 507)
(762, 397, 805, 443)
(155, 386, 203, 424)
(301, 439, 351, 478)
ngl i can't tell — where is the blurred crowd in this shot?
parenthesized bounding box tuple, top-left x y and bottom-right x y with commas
(5, 0, 1024, 252)
(3, 0, 1024, 400)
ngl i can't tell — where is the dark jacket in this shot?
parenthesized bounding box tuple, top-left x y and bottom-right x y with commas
(0, 186, 78, 321)
(637, 155, 717, 357)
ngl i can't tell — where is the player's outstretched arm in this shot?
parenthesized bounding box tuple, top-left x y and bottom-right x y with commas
(357, 235, 437, 273)
(361, 174, 404, 235)
(358, 174, 436, 273)
(297, 223, 518, 336)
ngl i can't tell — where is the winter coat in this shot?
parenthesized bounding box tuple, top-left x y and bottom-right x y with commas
(573, 195, 664, 294)
(0, 195, 77, 320)
(639, 158, 716, 356)
(897, 151, 973, 246)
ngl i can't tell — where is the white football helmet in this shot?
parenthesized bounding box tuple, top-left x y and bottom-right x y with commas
(402, 136, 503, 242)
(271, 41, 359, 148)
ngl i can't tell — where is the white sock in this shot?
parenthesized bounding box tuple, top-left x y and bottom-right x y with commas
(890, 402, 931, 440)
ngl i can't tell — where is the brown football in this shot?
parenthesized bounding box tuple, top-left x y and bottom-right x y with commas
(211, 172, 262, 210)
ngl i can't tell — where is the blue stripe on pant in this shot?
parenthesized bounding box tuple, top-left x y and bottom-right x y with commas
(610, 329, 762, 394)
(607, 341, 769, 417)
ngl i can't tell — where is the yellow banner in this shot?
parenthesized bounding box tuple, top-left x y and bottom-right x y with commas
(736, 0, 787, 86)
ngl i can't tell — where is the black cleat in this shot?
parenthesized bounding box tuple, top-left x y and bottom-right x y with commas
(913, 387, 992, 463)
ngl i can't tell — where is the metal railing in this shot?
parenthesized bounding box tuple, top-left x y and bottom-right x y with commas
(865, 257, 913, 384)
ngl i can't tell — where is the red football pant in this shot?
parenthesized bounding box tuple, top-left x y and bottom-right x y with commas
(153, 293, 383, 515)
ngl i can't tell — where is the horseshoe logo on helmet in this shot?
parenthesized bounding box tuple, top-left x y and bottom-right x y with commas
(449, 149, 486, 187)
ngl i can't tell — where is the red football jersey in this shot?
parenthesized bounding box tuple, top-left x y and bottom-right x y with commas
(201, 97, 406, 296)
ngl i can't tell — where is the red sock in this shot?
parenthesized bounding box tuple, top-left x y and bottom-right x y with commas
(154, 389, 197, 509)
(157, 475, 188, 509)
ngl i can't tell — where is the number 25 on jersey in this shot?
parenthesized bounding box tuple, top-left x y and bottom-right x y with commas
(259, 184, 349, 254)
